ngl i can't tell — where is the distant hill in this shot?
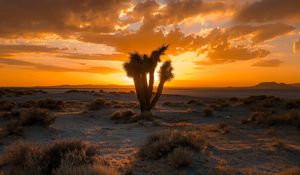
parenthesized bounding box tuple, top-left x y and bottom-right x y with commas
(252, 82, 300, 89)
(34, 84, 134, 89)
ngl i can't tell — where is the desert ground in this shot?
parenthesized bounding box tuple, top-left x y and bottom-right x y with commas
(0, 88, 299, 175)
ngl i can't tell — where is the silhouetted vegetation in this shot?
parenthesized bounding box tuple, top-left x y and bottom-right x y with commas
(20, 108, 55, 127)
(124, 45, 174, 118)
(0, 88, 46, 97)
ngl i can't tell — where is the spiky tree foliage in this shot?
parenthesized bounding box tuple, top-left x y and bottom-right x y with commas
(123, 45, 174, 117)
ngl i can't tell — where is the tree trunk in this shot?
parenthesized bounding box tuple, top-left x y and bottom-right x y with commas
(150, 81, 165, 110)
(148, 70, 155, 101)
(141, 72, 150, 110)
(133, 76, 144, 111)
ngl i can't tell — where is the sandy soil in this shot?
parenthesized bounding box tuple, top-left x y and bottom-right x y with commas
(0, 89, 299, 175)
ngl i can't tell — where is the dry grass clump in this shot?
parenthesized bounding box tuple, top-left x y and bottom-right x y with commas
(36, 98, 64, 110)
(245, 109, 300, 128)
(286, 99, 300, 109)
(162, 101, 184, 107)
(276, 167, 300, 175)
(167, 147, 193, 168)
(203, 106, 214, 117)
(111, 109, 137, 123)
(0, 88, 47, 97)
(0, 100, 16, 111)
(186, 99, 203, 105)
(20, 108, 55, 127)
(243, 95, 285, 111)
(53, 165, 121, 175)
(139, 130, 204, 160)
(0, 140, 101, 175)
(1, 120, 24, 136)
(87, 99, 108, 110)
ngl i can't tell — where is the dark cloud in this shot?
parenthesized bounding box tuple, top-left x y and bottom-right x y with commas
(235, 0, 300, 23)
(293, 38, 300, 53)
(0, 0, 131, 37)
(124, 0, 227, 31)
(0, 58, 120, 74)
(252, 59, 283, 67)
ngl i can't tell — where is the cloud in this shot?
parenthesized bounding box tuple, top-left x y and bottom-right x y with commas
(252, 59, 283, 67)
(0, 44, 66, 54)
(197, 42, 270, 65)
(0, 58, 120, 74)
(124, 0, 228, 31)
(293, 38, 300, 53)
(0, 0, 131, 37)
(57, 53, 127, 61)
(235, 0, 300, 23)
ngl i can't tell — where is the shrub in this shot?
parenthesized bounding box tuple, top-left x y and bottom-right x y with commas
(139, 130, 204, 160)
(111, 109, 137, 122)
(0, 142, 42, 175)
(0, 140, 98, 175)
(41, 140, 97, 175)
(36, 98, 64, 110)
(87, 99, 107, 110)
(53, 165, 121, 175)
(276, 167, 300, 175)
(3, 120, 24, 136)
(0, 101, 16, 111)
(286, 99, 300, 109)
(167, 147, 193, 168)
(19, 108, 55, 127)
(162, 101, 184, 107)
(203, 106, 213, 117)
(187, 99, 202, 105)
(18, 100, 36, 108)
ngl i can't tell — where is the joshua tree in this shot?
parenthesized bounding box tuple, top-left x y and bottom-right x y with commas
(124, 45, 174, 118)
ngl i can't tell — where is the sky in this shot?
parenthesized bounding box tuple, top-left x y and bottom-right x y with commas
(0, 0, 299, 87)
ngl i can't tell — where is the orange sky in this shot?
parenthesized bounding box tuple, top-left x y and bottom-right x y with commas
(0, 0, 300, 87)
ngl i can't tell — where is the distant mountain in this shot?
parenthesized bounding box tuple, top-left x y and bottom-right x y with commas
(252, 82, 300, 89)
(34, 84, 134, 89)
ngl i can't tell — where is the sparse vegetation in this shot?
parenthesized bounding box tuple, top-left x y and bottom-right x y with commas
(111, 109, 137, 123)
(36, 98, 64, 110)
(246, 109, 300, 128)
(0, 100, 16, 111)
(0, 140, 102, 175)
(276, 167, 300, 175)
(139, 130, 204, 160)
(167, 147, 193, 168)
(87, 99, 107, 110)
(203, 106, 214, 117)
(20, 108, 55, 127)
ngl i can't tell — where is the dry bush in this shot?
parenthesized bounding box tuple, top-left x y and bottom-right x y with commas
(0, 101, 16, 111)
(110, 109, 137, 123)
(0, 140, 98, 175)
(0, 88, 46, 97)
(0, 142, 42, 175)
(2, 120, 24, 136)
(139, 130, 204, 160)
(162, 101, 184, 107)
(53, 164, 121, 175)
(167, 147, 193, 168)
(186, 99, 202, 105)
(203, 106, 214, 117)
(36, 98, 64, 110)
(41, 140, 97, 175)
(276, 167, 300, 175)
(20, 108, 55, 127)
(246, 109, 300, 128)
(87, 99, 107, 110)
(286, 99, 300, 109)
(18, 100, 37, 108)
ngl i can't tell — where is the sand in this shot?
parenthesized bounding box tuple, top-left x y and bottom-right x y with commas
(0, 89, 299, 175)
